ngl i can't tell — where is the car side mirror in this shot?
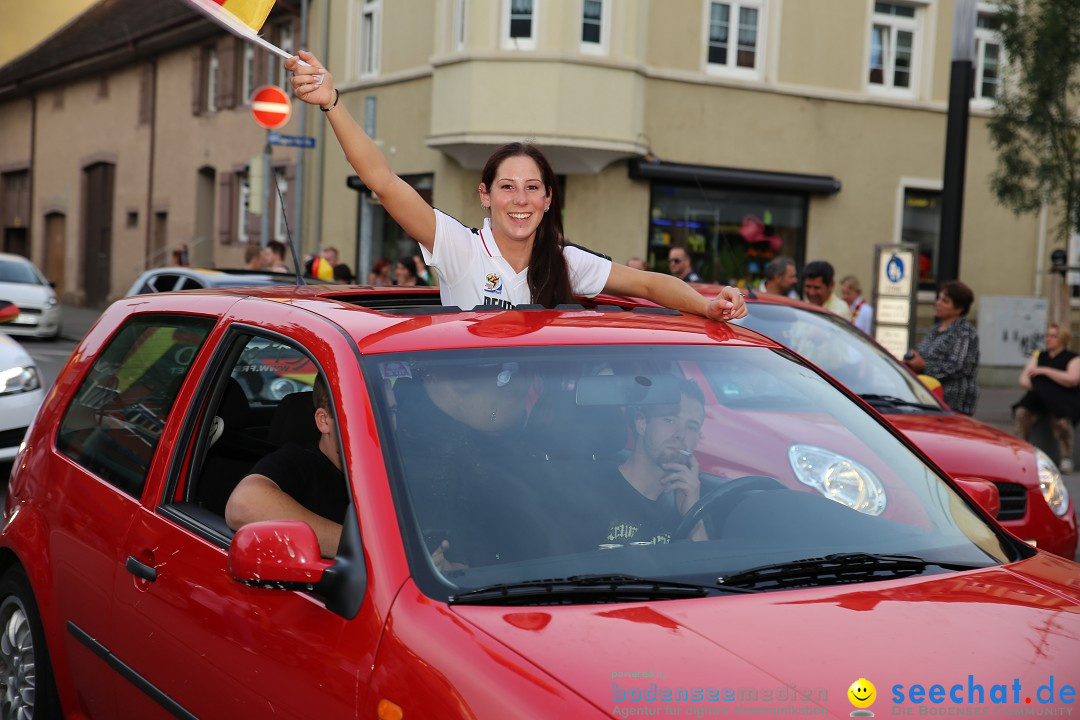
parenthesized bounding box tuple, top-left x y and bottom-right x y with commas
(952, 477, 1001, 518)
(228, 520, 333, 590)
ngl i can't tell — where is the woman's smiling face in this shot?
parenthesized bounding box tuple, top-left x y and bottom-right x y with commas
(479, 155, 551, 245)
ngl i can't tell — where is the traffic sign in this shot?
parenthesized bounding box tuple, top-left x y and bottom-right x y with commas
(250, 85, 291, 130)
(268, 132, 316, 149)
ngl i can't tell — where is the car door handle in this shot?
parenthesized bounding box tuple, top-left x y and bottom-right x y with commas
(125, 556, 158, 582)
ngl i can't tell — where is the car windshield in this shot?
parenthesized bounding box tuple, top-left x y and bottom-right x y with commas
(735, 303, 940, 408)
(0, 259, 45, 286)
(368, 344, 1013, 602)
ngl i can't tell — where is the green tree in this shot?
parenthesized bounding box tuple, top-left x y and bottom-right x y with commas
(988, 0, 1080, 247)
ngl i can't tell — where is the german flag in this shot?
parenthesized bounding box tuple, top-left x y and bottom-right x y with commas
(209, 0, 275, 32)
(181, 0, 292, 60)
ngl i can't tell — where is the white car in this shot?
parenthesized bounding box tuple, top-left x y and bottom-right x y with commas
(0, 332, 43, 461)
(125, 267, 325, 296)
(0, 253, 62, 339)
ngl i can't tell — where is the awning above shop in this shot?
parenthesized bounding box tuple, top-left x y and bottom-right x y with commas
(629, 159, 841, 196)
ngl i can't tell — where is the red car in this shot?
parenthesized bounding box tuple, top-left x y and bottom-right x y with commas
(593, 288, 1077, 559)
(2, 286, 1079, 719)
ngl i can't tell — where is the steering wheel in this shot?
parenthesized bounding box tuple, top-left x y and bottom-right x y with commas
(673, 475, 785, 540)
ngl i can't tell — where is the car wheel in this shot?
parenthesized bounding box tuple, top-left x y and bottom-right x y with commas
(0, 566, 61, 719)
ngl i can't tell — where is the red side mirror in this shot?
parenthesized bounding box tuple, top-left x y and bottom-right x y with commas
(228, 520, 333, 587)
(953, 477, 1001, 518)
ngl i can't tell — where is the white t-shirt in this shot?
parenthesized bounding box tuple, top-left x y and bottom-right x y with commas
(421, 210, 612, 309)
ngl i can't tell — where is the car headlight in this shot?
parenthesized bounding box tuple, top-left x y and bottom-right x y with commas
(0, 366, 41, 395)
(788, 444, 887, 515)
(1035, 448, 1071, 518)
(44, 296, 58, 309)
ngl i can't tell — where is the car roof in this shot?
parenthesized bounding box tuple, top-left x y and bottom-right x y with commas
(135, 266, 333, 286)
(109, 285, 785, 356)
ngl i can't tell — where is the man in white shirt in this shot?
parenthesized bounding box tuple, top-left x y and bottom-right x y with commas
(839, 275, 874, 335)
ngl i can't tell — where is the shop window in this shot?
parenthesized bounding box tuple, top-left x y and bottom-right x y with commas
(900, 187, 941, 288)
(647, 184, 806, 287)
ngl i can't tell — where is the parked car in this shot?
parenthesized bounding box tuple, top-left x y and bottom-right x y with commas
(593, 287, 1077, 559)
(0, 332, 44, 461)
(2, 285, 1078, 719)
(124, 266, 332, 296)
(0, 252, 61, 339)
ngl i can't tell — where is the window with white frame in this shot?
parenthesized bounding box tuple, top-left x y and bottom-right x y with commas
(454, 0, 467, 51)
(237, 172, 250, 243)
(973, 8, 1002, 103)
(273, 168, 289, 241)
(354, 0, 381, 77)
(706, 1, 762, 75)
(206, 46, 219, 113)
(581, 0, 609, 55)
(276, 22, 294, 89)
(503, 0, 537, 50)
(241, 44, 254, 104)
(868, 2, 920, 93)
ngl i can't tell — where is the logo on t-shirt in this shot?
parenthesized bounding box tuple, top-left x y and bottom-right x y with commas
(484, 273, 502, 295)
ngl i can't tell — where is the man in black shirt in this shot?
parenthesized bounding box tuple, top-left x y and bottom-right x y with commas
(586, 378, 707, 546)
(225, 375, 347, 558)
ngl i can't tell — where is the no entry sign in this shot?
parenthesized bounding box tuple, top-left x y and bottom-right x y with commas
(250, 85, 291, 130)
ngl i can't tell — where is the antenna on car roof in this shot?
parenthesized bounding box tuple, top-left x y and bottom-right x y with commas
(275, 180, 306, 286)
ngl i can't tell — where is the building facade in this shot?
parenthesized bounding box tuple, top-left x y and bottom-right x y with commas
(0, 0, 1058, 314)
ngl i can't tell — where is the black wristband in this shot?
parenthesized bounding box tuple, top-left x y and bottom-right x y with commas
(320, 88, 339, 112)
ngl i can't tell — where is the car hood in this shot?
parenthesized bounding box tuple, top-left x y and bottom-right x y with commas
(0, 332, 34, 367)
(886, 411, 1038, 486)
(0, 281, 54, 307)
(452, 554, 1080, 717)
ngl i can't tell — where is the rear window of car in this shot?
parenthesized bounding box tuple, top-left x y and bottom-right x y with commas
(56, 315, 215, 497)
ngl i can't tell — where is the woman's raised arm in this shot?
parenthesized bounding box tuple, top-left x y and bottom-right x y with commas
(287, 51, 436, 252)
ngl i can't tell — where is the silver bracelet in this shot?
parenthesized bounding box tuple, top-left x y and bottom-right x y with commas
(320, 88, 340, 113)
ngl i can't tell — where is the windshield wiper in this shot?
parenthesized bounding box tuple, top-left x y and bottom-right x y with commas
(449, 574, 756, 606)
(716, 553, 986, 591)
(859, 394, 944, 412)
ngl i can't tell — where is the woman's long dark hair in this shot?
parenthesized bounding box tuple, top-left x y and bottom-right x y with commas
(480, 142, 571, 307)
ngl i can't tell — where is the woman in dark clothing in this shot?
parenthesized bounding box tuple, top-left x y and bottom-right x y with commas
(1013, 324, 1080, 472)
(903, 281, 980, 416)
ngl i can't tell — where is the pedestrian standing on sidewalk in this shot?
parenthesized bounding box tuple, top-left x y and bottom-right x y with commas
(903, 281, 980, 416)
(1012, 324, 1080, 472)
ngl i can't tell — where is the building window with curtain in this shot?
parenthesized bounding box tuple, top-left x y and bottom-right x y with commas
(503, 0, 537, 50)
(868, 2, 921, 95)
(706, 1, 763, 76)
(581, 0, 608, 55)
(973, 7, 1002, 104)
(354, 0, 381, 77)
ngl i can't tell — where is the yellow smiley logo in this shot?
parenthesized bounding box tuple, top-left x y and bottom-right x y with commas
(848, 678, 876, 709)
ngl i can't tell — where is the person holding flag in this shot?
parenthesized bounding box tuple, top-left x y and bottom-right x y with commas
(283, 50, 746, 320)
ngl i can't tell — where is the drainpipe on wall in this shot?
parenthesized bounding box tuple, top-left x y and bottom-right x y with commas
(144, 60, 158, 272)
(1035, 197, 1048, 297)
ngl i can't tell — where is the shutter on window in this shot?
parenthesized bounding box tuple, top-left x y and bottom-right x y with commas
(246, 185, 262, 240)
(192, 48, 206, 115)
(283, 163, 296, 231)
(252, 48, 269, 92)
(218, 174, 236, 244)
(217, 37, 237, 110)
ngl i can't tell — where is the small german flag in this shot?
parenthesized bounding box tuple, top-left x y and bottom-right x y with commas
(0, 301, 18, 324)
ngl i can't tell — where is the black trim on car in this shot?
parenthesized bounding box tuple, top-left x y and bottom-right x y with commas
(67, 621, 197, 720)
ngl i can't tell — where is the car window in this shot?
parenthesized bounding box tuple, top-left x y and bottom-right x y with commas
(233, 337, 317, 405)
(369, 345, 1011, 602)
(56, 315, 215, 497)
(737, 303, 939, 406)
(0, 259, 44, 285)
(179, 277, 205, 291)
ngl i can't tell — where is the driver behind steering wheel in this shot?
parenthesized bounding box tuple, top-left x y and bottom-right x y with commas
(577, 378, 708, 547)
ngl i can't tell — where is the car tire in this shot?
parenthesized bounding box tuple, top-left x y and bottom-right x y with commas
(0, 566, 62, 719)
